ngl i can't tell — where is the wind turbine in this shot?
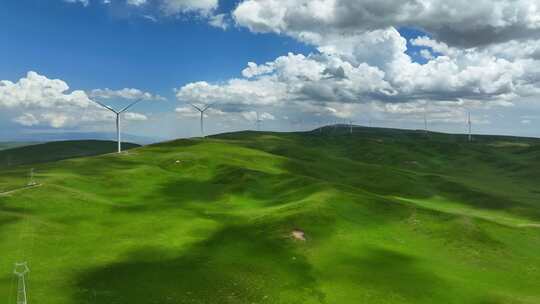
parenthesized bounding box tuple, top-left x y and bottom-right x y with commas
(467, 111, 472, 142)
(349, 119, 354, 134)
(424, 110, 429, 135)
(91, 98, 143, 153)
(256, 111, 263, 131)
(190, 103, 212, 138)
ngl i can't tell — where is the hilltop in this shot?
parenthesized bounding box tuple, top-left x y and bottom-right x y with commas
(0, 140, 140, 169)
(0, 127, 539, 304)
(0, 142, 38, 151)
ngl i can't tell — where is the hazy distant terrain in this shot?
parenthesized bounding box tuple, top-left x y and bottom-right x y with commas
(1, 127, 539, 304)
(0, 140, 139, 169)
(0, 132, 160, 145)
(0, 142, 39, 151)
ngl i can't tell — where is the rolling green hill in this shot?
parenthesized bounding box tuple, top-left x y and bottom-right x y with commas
(0, 127, 539, 304)
(0, 142, 39, 151)
(0, 140, 140, 169)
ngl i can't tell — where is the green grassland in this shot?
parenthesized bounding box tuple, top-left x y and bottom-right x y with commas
(1, 127, 539, 304)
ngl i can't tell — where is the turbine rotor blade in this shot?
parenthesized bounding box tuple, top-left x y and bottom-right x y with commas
(190, 103, 203, 112)
(91, 99, 118, 113)
(119, 98, 143, 113)
(202, 103, 214, 112)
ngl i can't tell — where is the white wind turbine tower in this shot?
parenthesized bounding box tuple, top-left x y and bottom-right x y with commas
(256, 111, 263, 131)
(91, 98, 143, 153)
(468, 111, 472, 142)
(424, 110, 429, 135)
(14, 262, 30, 304)
(190, 103, 212, 138)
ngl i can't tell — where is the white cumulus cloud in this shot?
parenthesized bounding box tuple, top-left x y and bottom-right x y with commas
(173, 0, 540, 132)
(13, 113, 40, 127)
(127, 0, 147, 6)
(2, 71, 158, 129)
(233, 0, 540, 48)
(0, 71, 91, 109)
(160, 0, 218, 16)
(241, 111, 275, 122)
(63, 0, 89, 6)
(124, 112, 148, 121)
(89, 88, 165, 101)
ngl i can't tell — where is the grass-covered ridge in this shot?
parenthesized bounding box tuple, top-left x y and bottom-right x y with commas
(0, 140, 140, 169)
(1, 127, 539, 304)
(0, 142, 39, 151)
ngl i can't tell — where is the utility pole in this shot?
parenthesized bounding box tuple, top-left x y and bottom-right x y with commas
(14, 262, 30, 304)
(27, 169, 36, 187)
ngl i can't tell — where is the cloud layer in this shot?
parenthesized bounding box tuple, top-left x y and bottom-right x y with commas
(0, 71, 91, 109)
(14, 1, 540, 137)
(90, 88, 165, 101)
(1, 71, 155, 129)
(173, 0, 540, 129)
(233, 0, 540, 47)
(64, 0, 225, 27)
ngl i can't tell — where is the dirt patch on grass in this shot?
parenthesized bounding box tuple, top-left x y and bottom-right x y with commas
(291, 229, 306, 241)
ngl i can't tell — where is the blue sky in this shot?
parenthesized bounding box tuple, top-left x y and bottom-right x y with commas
(1, 0, 539, 141)
(0, 0, 313, 100)
(0, 1, 428, 95)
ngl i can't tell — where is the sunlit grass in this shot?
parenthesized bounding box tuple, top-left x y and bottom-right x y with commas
(1, 128, 539, 303)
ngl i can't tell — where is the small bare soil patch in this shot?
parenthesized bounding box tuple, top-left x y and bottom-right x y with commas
(291, 229, 306, 241)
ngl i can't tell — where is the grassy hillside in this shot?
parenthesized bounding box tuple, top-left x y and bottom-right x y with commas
(0, 142, 39, 151)
(0, 140, 139, 169)
(0, 127, 539, 304)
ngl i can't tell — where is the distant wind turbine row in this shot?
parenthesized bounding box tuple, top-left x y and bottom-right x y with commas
(89, 95, 477, 151)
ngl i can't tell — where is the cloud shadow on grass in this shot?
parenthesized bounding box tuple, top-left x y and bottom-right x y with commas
(73, 223, 327, 304)
(337, 246, 449, 302)
(0, 204, 31, 228)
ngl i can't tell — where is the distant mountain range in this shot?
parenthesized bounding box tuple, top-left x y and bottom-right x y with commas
(0, 131, 162, 145)
(0, 140, 140, 169)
